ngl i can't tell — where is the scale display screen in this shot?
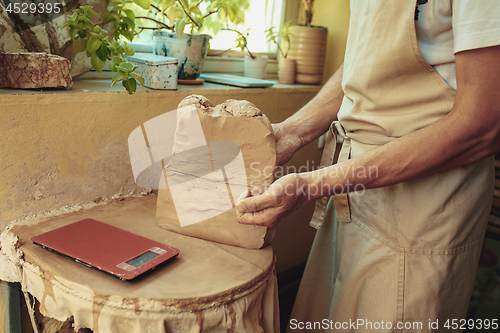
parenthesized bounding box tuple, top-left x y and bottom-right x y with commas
(127, 251, 159, 267)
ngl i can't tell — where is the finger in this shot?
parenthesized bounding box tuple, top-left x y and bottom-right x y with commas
(237, 206, 283, 227)
(235, 190, 279, 214)
(250, 184, 269, 196)
(236, 189, 250, 205)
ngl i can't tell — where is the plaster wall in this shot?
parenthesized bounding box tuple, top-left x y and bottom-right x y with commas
(296, 0, 351, 81)
(314, 0, 350, 79)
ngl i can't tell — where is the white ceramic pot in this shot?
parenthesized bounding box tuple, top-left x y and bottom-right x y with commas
(243, 55, 268, 79)
(153, 31, 211, 80)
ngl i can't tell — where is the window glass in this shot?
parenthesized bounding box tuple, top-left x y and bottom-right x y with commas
(205, 0, 284, 55)
(132, 0, 285, 57)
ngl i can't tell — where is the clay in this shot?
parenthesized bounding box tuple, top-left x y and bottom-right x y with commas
(154, 95, 277, 249)
(178, 94, 215, 112)
(0, 52, 72, 89)
(177, 95, 273, 132)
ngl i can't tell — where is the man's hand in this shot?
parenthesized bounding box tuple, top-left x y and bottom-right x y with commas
(236, 174, 311, 228)
(269, 64, 345, 166)
(272, 123, 304, 166)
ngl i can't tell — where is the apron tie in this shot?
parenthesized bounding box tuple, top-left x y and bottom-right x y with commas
(310, 121, 352, 230)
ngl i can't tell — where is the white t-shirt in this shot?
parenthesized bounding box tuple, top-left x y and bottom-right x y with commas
(416, 0, 500, 89)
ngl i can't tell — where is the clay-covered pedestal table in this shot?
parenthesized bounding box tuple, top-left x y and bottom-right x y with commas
(0, 195, 278, 333)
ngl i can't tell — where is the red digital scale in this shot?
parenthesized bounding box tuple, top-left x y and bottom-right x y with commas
(31, 218, 180, 281)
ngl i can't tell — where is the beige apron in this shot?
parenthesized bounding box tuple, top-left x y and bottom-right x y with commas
(289, 1, 495, 332)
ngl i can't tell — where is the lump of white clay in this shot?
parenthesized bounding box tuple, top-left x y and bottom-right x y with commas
(177, 95, 273, 132)
(215, 99, 261, 117)
(177, 94, 214, 111)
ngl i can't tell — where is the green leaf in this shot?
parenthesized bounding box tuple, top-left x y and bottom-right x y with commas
(95, 44, 108, 61)
(188, 2, 201, 15)
(122, 78, 137, 94)
(175, 19, 186, 38)
(122, 17, 136, 30)
(87, 35, 102, 53)
(112, 71, 128, 85)
(133, 0, 150, 10)
(87, 9, 98, 16)
(69, 26, 78, 40)
(129, 72, 145, 85)
(117, 62, 134, 73)
(123, 30, 135, 42)
(161, 0, 177, 13)
(76, 16, 92, 24)
(108, 61, 118, 71)
(91, 52, 106, 72)
(123, 44, 136, 57)
(123, 9, 135, 21)
(72, 37, 88, 53)
(102, 13, 116, 24)
(108, 56, 123, 71)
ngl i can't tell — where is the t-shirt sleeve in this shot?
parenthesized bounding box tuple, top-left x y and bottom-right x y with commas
(453, 0, 500, 53)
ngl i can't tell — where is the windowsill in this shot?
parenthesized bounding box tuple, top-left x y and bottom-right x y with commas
(0, 78, 322, 95)
(73, 55, 280, 79)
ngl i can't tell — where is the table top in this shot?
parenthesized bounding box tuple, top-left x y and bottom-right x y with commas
(10, 195, 274, 306)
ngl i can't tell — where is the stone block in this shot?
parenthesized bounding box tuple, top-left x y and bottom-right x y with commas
(0, 52, 72, 90)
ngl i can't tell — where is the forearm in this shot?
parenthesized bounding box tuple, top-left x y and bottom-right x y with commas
(300, 47, 500, 201)
(278, 64, 344, 149)
(301, 107, 498, 202)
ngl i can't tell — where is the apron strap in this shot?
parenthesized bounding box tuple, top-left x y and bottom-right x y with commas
(310, 121, 352, 230)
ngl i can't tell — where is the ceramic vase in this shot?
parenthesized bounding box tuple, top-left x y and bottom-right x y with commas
(153, 31, 211, 80)
(278, 58, 296, 84)
(287, 25, 328, 85)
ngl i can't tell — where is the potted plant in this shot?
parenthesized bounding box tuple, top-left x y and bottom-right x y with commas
(147, 0, 248, 81)
(231, 28, 268, 79)
(265, 20, 294, 84)
(203, 24, 267, 80)
(63, 0, 249, 92)
(287, 0, 328, 84)
(62, 4, 144, 94)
